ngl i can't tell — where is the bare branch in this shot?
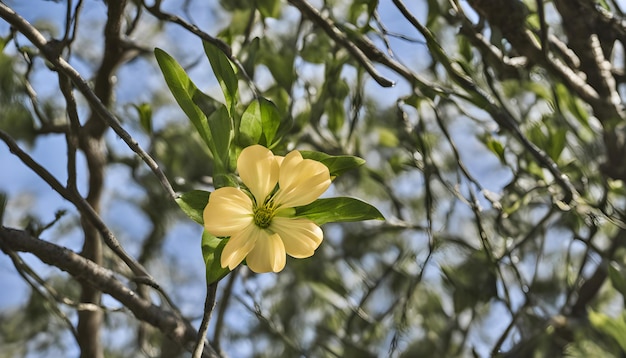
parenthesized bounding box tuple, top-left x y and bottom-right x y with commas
(0, 130, 150, 281)
(0, 227, 219, 358)
(0, 2, 177, 201)
(286, 0, 395, 87)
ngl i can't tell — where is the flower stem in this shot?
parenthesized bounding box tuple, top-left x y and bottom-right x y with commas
(192, 281, 218, 358)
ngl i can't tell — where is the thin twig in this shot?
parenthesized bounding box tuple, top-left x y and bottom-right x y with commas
(192, 282, 219, 358)
(213, 269, 238, 355)
(0, 130, 151, 281)
(0, 227, 220, 358)
(286, 0, 395, 87)
(0, 2, 177, 201)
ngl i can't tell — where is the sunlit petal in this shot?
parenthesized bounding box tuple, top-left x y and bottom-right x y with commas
(245, 232, 286, 273)
(237, 145, 279, 204)
(204, 187, 254, 237)
(271, 217, 323, 258)
(275, 150, 331, 207)
(220, 223, 259, 270)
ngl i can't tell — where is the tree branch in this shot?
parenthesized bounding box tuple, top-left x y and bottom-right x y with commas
(286, 0, 395, 87)
(0, 2, 177, 201)
(0, 130, 151, 282)
(0, 227, 219, 358)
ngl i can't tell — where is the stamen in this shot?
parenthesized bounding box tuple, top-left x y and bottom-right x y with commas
(253, 205, 274, 228)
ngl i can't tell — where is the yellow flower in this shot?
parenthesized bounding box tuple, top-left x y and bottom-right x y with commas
(203, 145, 331, 273)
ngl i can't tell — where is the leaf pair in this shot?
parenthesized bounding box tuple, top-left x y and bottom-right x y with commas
(155, 42, 236, 186)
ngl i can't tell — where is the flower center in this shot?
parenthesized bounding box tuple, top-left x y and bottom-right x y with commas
(253, 204, 274, 229)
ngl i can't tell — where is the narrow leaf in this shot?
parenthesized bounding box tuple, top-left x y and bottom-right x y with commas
(203, 41, 238, 114)
(208, 105, 233, 171)
(193, 90, 232, 172)
(295, 197, 384, 225)
(300, 151, 366, 176)
(133, 103, 153, 134)
(202, 231, 230, 284)
(609, 262, 626, 302)
(176, 190, 210, 225)
(154, 48, 212, 149)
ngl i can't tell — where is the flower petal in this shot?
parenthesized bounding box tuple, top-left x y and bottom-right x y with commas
(204, 187, 253, 237)
(245, 232, 286, 273)
(220, 223, 259, 270)
(271, 216, 323, 258)
(237, 145, 279, 205)
(275, 150, 331, 207)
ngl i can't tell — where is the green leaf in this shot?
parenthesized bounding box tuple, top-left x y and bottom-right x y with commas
(192, 90, 233, 173)
(240, 100, 263, 146)
(239, 98, 281, 147)
(0, 35, 10, 52)
(609, 262, 626, 303)
(300, 151, 366, 176)
(442, 250, 498, 313)
(203, 41, 238, 114)
(485, 135, 505, 163)
(547, 126, 566, 161)
(208, 104, 233, 166)
(257, 0, 281, 18)
(295, 197, 384, 225)
(259, 98, 281, 145)
(154, 48, 212, 150)
(133, 103, 153, 134)
(589, 309, 626, 353)
(300, 30, 332, 64)
(176, 190, 210, 225)
(325, 98, 345, 133)
(242, 37, 260, 78)
(202, 230, 230, 284)
(259, 37, 296, 89)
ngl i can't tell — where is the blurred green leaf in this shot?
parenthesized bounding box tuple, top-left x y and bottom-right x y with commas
(259, 37, 296, 89)
(555, 83, 590, 130)
(589, 309, 626, 353)
(176, 190, 210, 225)
(325, 98, 345, 133)
(442, 250, 497, 313)
(295, 197, 384, 225)
(0, 35, 10, 52)
(133, 102, 152, 134)
(485, 135, 506, 163)
(257, 0, 281, 18)
(242, 36, 260, 78)
(300, 30, 332, 64)
(348, 0, 378, 24)
(608, 262, 626, 304)
(203, 40, 238, 114)
(300, 151, 366, 176)
(202, 230, 230, 284)
(547, 126, 567, 161)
